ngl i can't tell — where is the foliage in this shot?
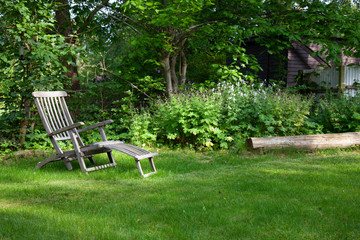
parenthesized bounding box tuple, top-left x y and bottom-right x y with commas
(128, 110, 157, 147)
(2, 0, 360, 153)
(108, 0, 221, 94)
(251, 0, 360, 62)
(220, 81, 323, 140)
(125, 82, 323, 150)
(310, 93, 360, 133)
(150, 88, 230, 150)
(95, 0, 360, 95)
(0, 0, 78, 150)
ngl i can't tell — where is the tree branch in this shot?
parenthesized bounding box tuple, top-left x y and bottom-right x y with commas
(77, 0, 110, 34)
(108, 14, 142, 35)
(188, 20, 219, 32)
(173, 20, 220, 44)
(100, 68, 153, 99)
(107, 8, 155, 34)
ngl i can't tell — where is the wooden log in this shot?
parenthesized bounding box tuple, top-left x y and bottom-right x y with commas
(246, 132, 360, 150)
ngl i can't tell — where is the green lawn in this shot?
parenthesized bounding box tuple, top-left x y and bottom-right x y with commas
(1, 149, 360, 239)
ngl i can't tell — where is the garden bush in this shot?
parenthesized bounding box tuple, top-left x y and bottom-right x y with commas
(310, 93, 360, 133)
(219, 81, 323, 140)
(150, 89, 231, 150)
(5, 79, 360, 153)
(126, 81, 323, 150)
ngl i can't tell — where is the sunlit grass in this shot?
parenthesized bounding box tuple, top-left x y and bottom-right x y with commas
(1, 148, 360, 239)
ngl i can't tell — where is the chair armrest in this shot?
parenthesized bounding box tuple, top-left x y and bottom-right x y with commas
(77, 120, 114, 133)
(47, 122, 85, 137)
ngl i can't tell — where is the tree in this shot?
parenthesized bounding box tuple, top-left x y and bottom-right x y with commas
(0, 0, 76, 147)
(254, 0, 360, 61)
(102, 0, 360, 95)
(53, 0, 110, 91)
(107, 0, 225, 94)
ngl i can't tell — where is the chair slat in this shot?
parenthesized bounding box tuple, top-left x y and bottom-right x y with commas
(50, 97, 69, 139)
(50, 97, 63, 128)
(44, 97, 63, 138)
(53, 97, 68, 130)
(58, 97, 70, 127)
(34, 98, 52, 134)
(55, 98, 71, 140)
(59, 97, 74, 125)
(39, 97, 53, 133)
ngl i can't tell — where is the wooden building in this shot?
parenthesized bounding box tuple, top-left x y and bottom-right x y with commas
(243, 40, 360, 86)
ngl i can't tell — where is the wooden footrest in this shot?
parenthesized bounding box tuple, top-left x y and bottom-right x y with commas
(81, 141, 158, 177)
(102, 143, 159, 160)
(105, 143, 158, 177)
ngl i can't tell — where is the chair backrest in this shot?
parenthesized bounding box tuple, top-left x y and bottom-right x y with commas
(32, 91, 74, 141)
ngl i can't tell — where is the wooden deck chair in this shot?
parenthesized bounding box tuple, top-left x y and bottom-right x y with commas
(32, 91, 158, 177)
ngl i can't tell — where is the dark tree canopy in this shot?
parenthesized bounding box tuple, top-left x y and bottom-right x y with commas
(1, 0, 360, 148)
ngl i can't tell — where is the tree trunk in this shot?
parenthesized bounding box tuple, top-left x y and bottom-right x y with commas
(64, 58, 80, 91)
(19, 99, 31, 148)
(170, 53, 179, 92)
(246, 132, 360, 150)
(179, 49, 187, 85)
(55, 0, 80, 91)
(161, 54, 173, 95)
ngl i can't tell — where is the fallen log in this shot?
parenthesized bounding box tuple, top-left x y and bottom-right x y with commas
(246, 132, 360, 150)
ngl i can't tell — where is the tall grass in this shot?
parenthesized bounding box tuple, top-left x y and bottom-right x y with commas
(1, 149, 360, 239)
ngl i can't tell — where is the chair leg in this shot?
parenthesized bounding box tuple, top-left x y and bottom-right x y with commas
(88, 157, 96, 165)
(77, 155, 89, 173)
(35, 154, 73, 171)
(78, 153, 117, 173)
(35, 154, 60, 169)
(135, 157, 157, 178)
(61, 159, 73, 171)
(136, 160, 144, 177)
(87, 152, 115, 167)
(107, 151, 116, 166)
(149, 157, 156, 172)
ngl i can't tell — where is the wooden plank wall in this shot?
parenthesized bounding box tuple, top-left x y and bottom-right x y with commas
(287, 43, 360, 86)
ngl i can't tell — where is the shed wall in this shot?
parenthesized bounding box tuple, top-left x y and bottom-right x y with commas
(287, 43, 360, 86)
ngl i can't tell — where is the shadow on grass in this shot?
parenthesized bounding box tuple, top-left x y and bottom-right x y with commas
(0, 211, 77, 240)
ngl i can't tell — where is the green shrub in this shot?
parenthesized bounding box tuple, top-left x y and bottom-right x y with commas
(125, 82, 324, 150)
(220, 81, 322, 139)
(311, 93, 360, 133)
(129, 111, 157, 147)
(150, 89, 231, 150)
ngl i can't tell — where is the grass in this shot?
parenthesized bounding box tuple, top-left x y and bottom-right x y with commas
(1, 148, 360, 239)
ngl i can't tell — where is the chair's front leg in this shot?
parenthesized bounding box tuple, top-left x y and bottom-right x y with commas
(69, 130, 88, 173)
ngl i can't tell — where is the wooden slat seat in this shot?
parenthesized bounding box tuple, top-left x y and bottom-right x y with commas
(32, 91, 157, 177)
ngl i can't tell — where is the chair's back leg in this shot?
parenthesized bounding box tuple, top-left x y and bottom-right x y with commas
(61, 159, 73, 170)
